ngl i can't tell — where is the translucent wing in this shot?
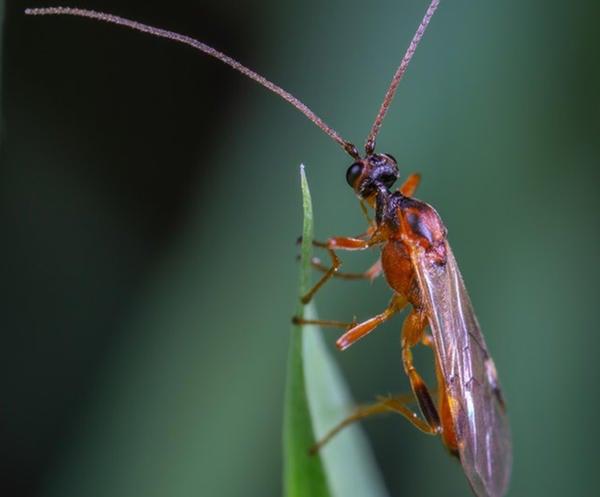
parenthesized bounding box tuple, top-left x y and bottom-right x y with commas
(412, 241, 512, 497)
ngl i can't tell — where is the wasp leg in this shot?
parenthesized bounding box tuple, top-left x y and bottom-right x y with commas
(401, 309, 442, 432)
(335, 294, 408, 350)
(301, 235, 383, 304)
(310, 257, 382, 281)
(359, 199, 375, 226)
(310, 392, 436, 455)
(292, 316, 357, 329)
(294, 279, 396, 339)
(399, 172, 421, 196)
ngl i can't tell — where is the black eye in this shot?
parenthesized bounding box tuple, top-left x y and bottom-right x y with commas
(346, 162, 363, 187)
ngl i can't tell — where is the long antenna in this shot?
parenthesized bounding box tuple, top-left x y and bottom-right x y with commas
(365, 0, 440, 154)
(25, 3, 441, 160)
(24, 6, 361, 159)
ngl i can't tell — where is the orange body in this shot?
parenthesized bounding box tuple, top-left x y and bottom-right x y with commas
(303, 152, 512, 497)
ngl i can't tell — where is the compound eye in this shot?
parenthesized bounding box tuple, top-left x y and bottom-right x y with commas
(346, 162, 363, 187)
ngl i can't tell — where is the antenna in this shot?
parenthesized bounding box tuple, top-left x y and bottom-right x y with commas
(25, 2, 441, 159)
(24, 6, 360, 159)
(365, 0, 440, 154)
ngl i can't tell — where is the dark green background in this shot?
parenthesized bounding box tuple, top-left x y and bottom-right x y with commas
(3, 0, 599, 496)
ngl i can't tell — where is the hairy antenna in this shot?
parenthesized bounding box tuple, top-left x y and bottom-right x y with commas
(24, 6, 361, 159)
(25, 2, 441, 159)
(365, 0, 440, 154)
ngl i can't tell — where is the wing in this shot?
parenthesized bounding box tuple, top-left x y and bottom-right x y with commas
(412, 241, 512, 497)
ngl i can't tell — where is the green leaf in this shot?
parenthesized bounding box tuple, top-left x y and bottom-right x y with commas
(283, 166, 389, 497)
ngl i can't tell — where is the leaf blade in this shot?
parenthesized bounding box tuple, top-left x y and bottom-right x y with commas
(283, 166, 389, 497)
(283, 165, 329, 497)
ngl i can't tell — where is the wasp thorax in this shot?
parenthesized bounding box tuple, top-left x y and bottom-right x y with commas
(400, 197, 447, 255)
(345, 153, 399, 199)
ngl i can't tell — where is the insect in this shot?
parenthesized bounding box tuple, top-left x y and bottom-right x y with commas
(25, 2, 511, 496)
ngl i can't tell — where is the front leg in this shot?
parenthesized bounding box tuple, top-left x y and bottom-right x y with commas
(301, 233, 384, 304)
(309, 257, 382, 282)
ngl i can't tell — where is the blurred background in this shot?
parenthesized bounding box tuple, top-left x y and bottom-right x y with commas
(2, 0, 599, 496)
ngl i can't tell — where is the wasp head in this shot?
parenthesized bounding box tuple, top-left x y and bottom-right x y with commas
(345, 153, 399, 201)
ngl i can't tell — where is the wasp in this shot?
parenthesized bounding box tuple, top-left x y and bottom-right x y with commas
(26, 2, 512, 495)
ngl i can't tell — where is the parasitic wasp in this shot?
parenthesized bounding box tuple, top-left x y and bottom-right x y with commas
(25, 2, 512, 496)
